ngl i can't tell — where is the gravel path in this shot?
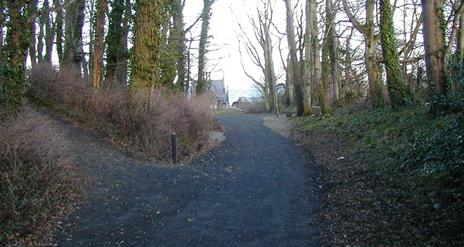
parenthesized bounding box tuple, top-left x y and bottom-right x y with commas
(55, 114, 321, 246)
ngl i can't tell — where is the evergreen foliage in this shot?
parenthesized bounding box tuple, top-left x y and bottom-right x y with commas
(379, 0, 411, 107)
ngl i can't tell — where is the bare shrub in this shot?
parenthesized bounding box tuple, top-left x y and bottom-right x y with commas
(0, 107, 81, 245)
(28, 64, 215, 161)
(29, 64, 91, 115)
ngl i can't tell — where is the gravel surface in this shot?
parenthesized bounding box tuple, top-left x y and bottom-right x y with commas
(54, 114, 321, 247)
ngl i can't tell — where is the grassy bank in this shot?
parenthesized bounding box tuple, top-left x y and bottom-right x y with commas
(292, 105, 463, 246)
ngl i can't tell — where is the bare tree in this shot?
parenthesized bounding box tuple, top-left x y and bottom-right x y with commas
(236, 0, 278, 112)
(284, 0, 304, 116)
(343, 0, 384, 107)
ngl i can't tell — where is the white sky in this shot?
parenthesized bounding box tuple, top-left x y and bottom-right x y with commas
(184, 0, 289, 103)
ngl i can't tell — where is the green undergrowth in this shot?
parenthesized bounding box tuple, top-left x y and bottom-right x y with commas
(293, 105, 463, 181)
(214, 108, 243, 116)
(292, 104, 464, 245)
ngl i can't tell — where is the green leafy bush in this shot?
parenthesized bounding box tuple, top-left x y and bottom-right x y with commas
(430, 53, 464, 113)
(403, 117, 464, 186)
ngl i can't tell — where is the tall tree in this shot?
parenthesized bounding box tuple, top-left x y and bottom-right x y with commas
(343, 0, 384, 107)
(54, 0, 64, 66)
(321, 0, 336, 114)
(236, 0, 277, 113)
(421, 0, 446, 93)
(63, 0, 85, 74)
(260, 0, 277, 113)
(91, 0, 107, 91)
(303, 0, 312, 115)
(379, 0, 410, 107)
(326, 0, 339, 106)
(37, 1, 45, 63)
(171, 0, 187, 91)
(284, 0, 304, 116)
(131, 0, 165, 89)
(0, 0, 31, 111)
(105, 0, 130, 87)
(28, 0, 38, 66)
(196, 0, 215, 95)
(0, 1, 5, 63)
(44, 0, 55, 63)
(159, 1, 177, 87)
(458, 5, 464, 56)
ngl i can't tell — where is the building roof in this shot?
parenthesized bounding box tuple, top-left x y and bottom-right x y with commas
(237, 96, 263, 103)
(210, 80, 228, 104)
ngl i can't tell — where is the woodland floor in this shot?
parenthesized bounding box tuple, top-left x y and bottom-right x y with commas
(50, 114, 322, 247)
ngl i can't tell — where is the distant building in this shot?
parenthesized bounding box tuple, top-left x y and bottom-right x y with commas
(189, 79, 229, 109)
(232, 97, 263, 110)
(209, 79, 229, 108)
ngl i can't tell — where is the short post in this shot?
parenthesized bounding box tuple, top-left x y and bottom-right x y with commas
(171, 132, 177, 163)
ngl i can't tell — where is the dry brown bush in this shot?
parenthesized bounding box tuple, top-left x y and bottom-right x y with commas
(0, 107, 81, 245)
(29, 64, 214, 161)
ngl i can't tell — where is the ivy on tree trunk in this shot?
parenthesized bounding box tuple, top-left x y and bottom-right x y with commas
(196, 0, 214, 95)
(1, 0, 31, 112)
(131, 0, 165, 89)
(379, 0, 411, 107)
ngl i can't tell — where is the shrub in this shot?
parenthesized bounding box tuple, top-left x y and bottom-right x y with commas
(403, 117, 464, 188)
(28, 64, 214, 161)
(0, 107, 81, 245)
(428, 53, 464, 113)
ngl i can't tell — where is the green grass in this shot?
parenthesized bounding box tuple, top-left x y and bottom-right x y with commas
(214, 108, 243, 116)
(292, 105, 461, 177)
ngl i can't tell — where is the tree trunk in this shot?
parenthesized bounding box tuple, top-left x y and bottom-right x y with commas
(0, 2, 4, 55)
(309, 0, 322, 109)
(44, 0, 54, 63)
(284, 0, 304, 116)
(287, 57, 295, 107)
(37, 1, 46, 63)
(196, 0, 214, 95)
(458, 12, 464, 56)
(365, 0, 384, 107)
(379, 0, 410, 107)
(328, 0, 338, 106)
(263, 17, 277, 113)
(87, 0, 96, 81)
(1, 0, 31, 110)
(54, 0, 64, 66)
(303, 0, 312, 115)
(172, 0, 187, 92)
(131, 0, 165, 89)
(105, 0, 130, 88)
(421, 0, 446, 93)
(63, 0, 85, 74)
(343, 0, 384, 107)
(365, 38, 384, 107)
(28, 0, 38, 66)
(320, 0, 335, 114)
(332, 30, 339, 105)
(92, 0, 107, 91)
